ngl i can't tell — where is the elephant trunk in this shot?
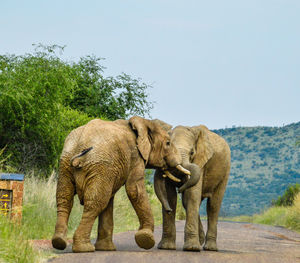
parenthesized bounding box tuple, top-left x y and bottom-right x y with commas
(154, 169, 172, 213)
(177, 162, 201, 193)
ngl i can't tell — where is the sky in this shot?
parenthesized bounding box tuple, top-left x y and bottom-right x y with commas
(1, 0, 300, 129)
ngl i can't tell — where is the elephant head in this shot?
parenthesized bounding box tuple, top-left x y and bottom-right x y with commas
(129, 116, 191, 174)
(154, 124, 214, 212)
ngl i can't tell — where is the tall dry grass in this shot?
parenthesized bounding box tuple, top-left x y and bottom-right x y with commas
(22, 173, 168, 239)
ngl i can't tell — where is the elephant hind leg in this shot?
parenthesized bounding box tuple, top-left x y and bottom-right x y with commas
(52, 163, 75, 250)
(95, 197, 116, 251)
(72, 184, 113, 253)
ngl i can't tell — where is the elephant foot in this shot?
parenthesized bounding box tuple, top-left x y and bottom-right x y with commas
(52, 233, 67, 250)
(95, 240, 116, 251)
(203, 238, 218, 251)
(72, 242, 95, 253)
(135, 229, 155, 250)
(183, 239, 201, 252)
(157, 238, 176, 250)
(199, 231, 205, 246)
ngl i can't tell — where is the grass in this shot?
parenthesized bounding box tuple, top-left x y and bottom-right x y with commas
(227, 193, 300, 233)
(0, 215, 42, 263)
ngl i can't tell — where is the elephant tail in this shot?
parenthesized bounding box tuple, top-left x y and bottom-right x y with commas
(70, 147, 93, 169)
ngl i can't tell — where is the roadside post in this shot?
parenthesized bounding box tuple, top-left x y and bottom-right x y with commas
(0, 173, 25, 222)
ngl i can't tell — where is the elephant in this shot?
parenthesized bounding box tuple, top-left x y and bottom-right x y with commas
(154, 124, 231, 252)
(51, 116, 193, 253)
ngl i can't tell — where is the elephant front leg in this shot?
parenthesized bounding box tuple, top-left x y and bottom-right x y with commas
(204, 175, 228, 251)
(125, 166, 155, 250)
(95, 197, 116, 251)
(158, 182, 177, 250)
(183, 177, 203, 251)
(52, 167, 75, 250)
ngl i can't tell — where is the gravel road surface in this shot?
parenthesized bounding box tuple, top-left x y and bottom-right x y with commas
(47, 221, 300, 263)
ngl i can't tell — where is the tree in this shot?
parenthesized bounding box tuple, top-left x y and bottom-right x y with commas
(67, 54, 153, 120)
(0, 44, 153, 173)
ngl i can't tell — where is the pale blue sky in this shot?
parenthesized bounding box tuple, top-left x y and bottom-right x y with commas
(1, 0, 300, 129)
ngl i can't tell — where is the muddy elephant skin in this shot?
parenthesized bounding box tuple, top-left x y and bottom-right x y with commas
(52, 116, 189, 253)
(154, 124, 231, 252)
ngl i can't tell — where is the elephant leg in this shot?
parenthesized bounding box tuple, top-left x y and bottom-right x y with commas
(72, 184, 112, 253)
(52, 164, 75, 250)
(158, 182, 177, 250)
(198, 214, 205, 246)
(183, 176, 203, 252)
(125, 165, 155, 250)
(204, 174, 229, 251)
(95, 196, 116, 251)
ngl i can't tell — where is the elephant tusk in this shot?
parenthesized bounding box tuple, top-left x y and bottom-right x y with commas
(176, 165, 191, 175)
(164, 171, 181, 182)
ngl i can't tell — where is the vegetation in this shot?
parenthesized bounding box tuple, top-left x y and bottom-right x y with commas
(0, 215, 42, 263)
(229, 189, 300, 233)
(271, 183, 300, 207)
(212, 122, 300, 216)
(0, 44, 153, 173)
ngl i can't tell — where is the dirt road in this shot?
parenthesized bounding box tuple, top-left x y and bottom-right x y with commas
(48, 221, 300, 263)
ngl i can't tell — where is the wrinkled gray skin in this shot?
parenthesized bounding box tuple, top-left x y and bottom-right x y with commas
(154, 124, 231, 252)
(51, 116, 190, 253)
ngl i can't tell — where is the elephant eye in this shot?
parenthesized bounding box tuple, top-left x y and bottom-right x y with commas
(166, 141, 170, 146)
(190, 150, 194, 156)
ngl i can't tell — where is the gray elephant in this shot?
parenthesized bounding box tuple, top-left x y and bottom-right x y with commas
(51, 116, 192, 253)
(154, 124, 231, 251)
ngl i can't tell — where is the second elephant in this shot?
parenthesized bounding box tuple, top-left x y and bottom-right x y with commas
(154, 124, 231, 251)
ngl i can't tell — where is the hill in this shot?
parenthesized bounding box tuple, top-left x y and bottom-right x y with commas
(209, 122, 300, 216)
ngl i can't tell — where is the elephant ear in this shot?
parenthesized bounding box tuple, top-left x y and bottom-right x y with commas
(191, 125, 214, 169)
(152, 119, 172, 132)
(129, 116, 152, 164)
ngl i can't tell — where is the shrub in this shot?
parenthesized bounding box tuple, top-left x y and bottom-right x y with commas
(0, 44, 153, 173)
(271, 183, 300, 207)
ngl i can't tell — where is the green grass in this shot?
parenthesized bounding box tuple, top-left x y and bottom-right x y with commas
(226, 193, 300, 233)
(0, 215, 42, 263)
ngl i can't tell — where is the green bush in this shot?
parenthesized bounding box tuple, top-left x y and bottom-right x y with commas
(0, 46, 90, 172)
(271, 183, 300, 207)
(0, 44, 153, 173)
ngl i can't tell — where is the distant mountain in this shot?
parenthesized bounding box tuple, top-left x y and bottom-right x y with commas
(209, 122, 300, 216)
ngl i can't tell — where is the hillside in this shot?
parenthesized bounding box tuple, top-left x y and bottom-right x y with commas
(209, 122, 300, 216)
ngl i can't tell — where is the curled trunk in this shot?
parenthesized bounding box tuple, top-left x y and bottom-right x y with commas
(177, 163, 201, 193)
(154, 162, 202, 211)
